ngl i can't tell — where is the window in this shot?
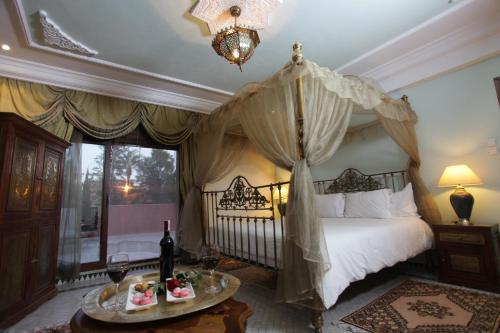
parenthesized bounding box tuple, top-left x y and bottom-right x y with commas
(107, 146, 178, 262)
(76, 127, 179, 271)
(80, 143, 105, 264)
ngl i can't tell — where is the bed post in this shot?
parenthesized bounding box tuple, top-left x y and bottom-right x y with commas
(312, 310, 324, 333)
(200, 185, 207, 247)
(292, 42, 325, 333)
(292, 42, 305, 159)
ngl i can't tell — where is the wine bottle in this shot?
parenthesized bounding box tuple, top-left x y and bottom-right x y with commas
(160, 220, 174, 283)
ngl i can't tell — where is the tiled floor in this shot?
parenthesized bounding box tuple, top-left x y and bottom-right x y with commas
(5, 268, 416, 333)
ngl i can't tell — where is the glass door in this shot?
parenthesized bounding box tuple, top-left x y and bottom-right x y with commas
(107, 145, 178, 262)
(75, 140, 179, 271)
(79, 143, 107, 270)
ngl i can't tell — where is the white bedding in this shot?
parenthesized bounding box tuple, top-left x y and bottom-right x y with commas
(318, 216, 433, 308)
(208, 218, 283, 267)
(209, 216, 433, 308)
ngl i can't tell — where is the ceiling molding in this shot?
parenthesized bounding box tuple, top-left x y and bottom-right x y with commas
(38, 10, 98, 57)
(0, 55, 221, 113)
(12, 0, 233, 99)
(7, 0, 500, 105)
(337, 0, 500, 92)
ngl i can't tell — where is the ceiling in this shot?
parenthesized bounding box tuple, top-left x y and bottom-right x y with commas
(1, 0, 499, 112)
(17, 0, 455, 92)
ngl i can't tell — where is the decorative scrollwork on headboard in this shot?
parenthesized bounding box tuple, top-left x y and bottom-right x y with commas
(218, 176, 269, 210)
(325, 168, 383, 194)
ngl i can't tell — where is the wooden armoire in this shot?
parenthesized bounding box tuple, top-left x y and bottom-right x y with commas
(0, 113, 70, 328)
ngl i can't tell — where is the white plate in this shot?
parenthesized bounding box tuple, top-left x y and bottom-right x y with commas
(166, 280, 196, 303)
(125, 281, 158, 311)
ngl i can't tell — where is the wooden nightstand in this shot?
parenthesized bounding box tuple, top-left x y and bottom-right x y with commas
(433, 223, 500, 292)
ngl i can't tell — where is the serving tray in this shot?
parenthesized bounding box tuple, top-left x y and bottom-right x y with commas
(81, 271, 240, 323)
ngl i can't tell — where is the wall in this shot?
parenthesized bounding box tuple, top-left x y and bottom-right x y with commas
(205, 144, 277, 195)
(108, 203, 178, 235)
(313, 55, 500, 225)
(311, 124, 408, 180)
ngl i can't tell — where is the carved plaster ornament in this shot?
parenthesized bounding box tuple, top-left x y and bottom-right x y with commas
(38, 10, 98, 57)
(191, 0, 282, 34)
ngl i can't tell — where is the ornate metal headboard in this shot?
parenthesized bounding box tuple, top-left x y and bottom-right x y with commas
(218, 175, 270, 211)
(313, 168, 408, 194)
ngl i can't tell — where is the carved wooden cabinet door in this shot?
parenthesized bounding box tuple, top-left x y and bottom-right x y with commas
(39, 148, 63, 211)
(6, 137, 38, 212)
(31, 224, 58, 297)
(0, 228, 31, 315)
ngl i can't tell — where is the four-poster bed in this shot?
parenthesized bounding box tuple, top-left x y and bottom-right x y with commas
(202, 168, 414, 270)
(178, 43, 441, 332)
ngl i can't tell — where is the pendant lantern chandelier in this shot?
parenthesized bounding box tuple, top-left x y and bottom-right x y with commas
(211, 6, 260, 71)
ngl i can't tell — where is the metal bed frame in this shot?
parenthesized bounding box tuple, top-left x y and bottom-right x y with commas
(201, 168, 408, 270)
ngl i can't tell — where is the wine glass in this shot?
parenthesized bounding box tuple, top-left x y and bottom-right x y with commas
(106, 253, 129, 311)
(201, 244, 221, 294)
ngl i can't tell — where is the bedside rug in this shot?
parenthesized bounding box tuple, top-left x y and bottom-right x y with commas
(218, 257, 251, 271)
(341, 279, 500, 333)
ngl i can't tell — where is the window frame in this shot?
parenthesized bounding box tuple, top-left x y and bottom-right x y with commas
(495, 77, 500, 108)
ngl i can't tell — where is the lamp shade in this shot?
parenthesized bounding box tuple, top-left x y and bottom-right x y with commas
(212, 26, 260, 70)
(273, 186, 288, 202)
(438, 165, 482, 187)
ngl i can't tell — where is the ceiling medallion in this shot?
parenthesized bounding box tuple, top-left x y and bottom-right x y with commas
(38, 10, 98, 57)
(211, 6, 260, 71)
(191, 0, 282, 34)
(191, 0, 281, 70)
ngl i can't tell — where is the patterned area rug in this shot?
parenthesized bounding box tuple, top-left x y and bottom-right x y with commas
(341, 279, 500, 333)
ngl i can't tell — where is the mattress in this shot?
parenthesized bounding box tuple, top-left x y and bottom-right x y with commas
(318, 216, 434, 308)
(208, 216, 433, 308)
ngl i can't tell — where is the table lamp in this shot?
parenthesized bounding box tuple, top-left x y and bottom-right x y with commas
(438, 164, 482, 225)
(273, 186, 288, 217)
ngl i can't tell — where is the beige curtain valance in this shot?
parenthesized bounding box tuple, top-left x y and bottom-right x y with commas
(0, 77, 199, 144)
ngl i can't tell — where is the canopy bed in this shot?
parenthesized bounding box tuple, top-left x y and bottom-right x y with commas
(178, 43, 441, 332)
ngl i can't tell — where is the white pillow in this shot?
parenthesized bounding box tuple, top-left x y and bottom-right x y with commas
(316, 193, 345, 218)
(390, 183, 419, 217)
(344, 189, 392, 219)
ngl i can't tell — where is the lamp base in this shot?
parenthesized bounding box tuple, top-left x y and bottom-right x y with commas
(450, 186, 474, 225)
(277, 203, 287, 217)
(456, 218, 473, 226)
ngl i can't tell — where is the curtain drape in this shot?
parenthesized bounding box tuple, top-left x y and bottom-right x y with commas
(376, 115, 442, 224)
(1, 76, 201, 275)
(236, 74, 354, 304)
(193, 59, 441, 308)
(177, 113, 248, 254)
(57, 131, 82, 280)
(179, 136, 196, 203)
(0, 77, 198, 144)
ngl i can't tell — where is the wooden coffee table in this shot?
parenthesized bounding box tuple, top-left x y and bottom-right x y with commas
(70, 297, 253, 333)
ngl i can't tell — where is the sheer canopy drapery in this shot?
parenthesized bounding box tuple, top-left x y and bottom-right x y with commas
(179, 56, 441, 307)
(177, 112, 248, 254)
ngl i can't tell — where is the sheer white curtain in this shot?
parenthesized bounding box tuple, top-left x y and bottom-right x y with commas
(238, 75, 353, 304)
(57, 131, 82, 281)
(193, 58, 441, 307)
(178, 115, 247, 255)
